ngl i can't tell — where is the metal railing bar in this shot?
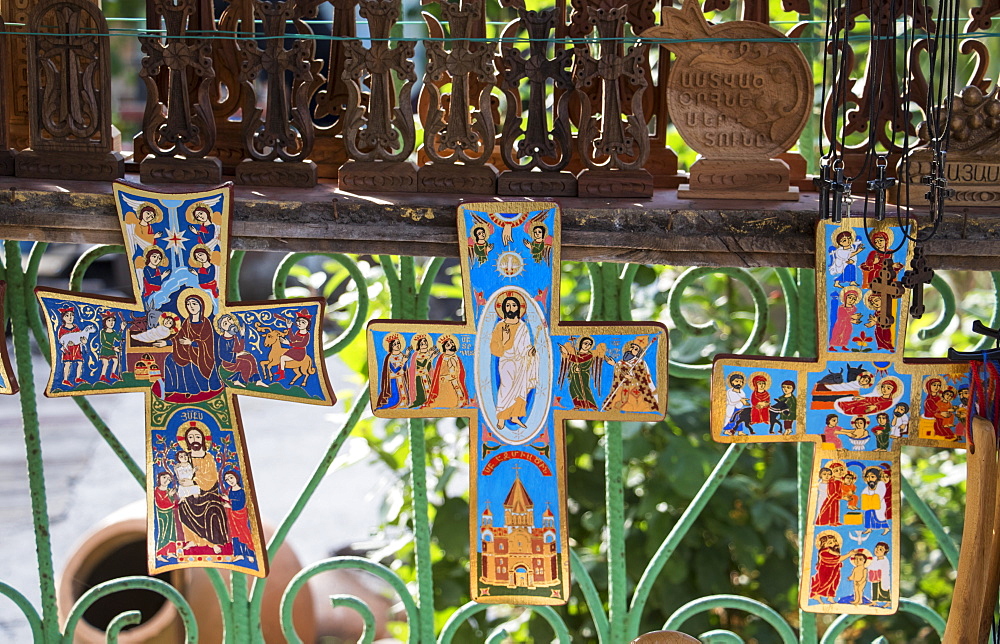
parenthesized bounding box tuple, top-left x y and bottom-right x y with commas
(661, 594, 797, 644)
(569, 548, 611, 643)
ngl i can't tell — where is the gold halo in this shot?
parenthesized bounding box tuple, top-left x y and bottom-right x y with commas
(494, 290, 527, 319)
(436, 333, 459, 351)
(143, 245, 167, 263)
(176, 419, 212, 449)
(177, 287, 215, 319)
(158, 312, 181, 329)
(410, 333, 431, 351)
(870, 227, 894, 248)
(816, 529, 842, 549)
(214, 313, 240, 334)
(727, 370, 747, 386)
(137, 202, 164, 223)
(877, 375, 903, 397)
(841, 287, 862, 304)
(749, 371, 771, 389)
(383, 333, 403, 352)
(833, 227, 856, 246)
(188, 243, 213, 267)
(186, 201, 215, 224)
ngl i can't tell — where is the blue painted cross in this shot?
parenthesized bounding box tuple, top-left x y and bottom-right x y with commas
(35, 181, 335, 578)
(712, 216, 970, 615)
(367, 202, 667, 604)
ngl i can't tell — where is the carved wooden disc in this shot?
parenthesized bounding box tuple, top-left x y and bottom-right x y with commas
(642, 0, 812, 161)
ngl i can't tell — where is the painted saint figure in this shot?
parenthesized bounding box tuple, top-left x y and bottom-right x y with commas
(153, 471, 180, 561)
(722, 372, 748, 435)
(141, 247, 170, 299)
(523, 224, 552, 264)
(835, 377, 901, 417)
(174, 451, 200, 500)
(425, 334, 470, 408)
(923, 377, 955, 439)
(860, 466, 890, 535)
(126, 202, 164, 248)
(376, 333, 410, 409)
(470, 225, 493, 266)
(601, 338, 658, 413)
(216, 314, 258, 387)
(154, 290, 222, 401)
(749, 373, 771, 425)
(98, 311, 122, 384)
(278, 310, 312, 379)
(863, 293, 895, 352)
(847, 550, 870, 605)
(828, 230, 864, 288)
(859, 231, 902, 288)
(810, 531, 852, 603)
(407, 334, 436, 408)
(188, 203, 217, 247)
(57, 307, 87, 386)
(868, 542, 891, 608)
(189, 245, 218, 298)
(224, 471, 254, 562)
(771, 380, 797, 435)
(175, 424, 230, 553)
(490, 294, 539, 429)
(815, 460, 846, 525)
(829, 287, 861, 351)
(558, 336, 612, 411)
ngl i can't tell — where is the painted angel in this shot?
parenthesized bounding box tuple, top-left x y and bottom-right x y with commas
(521, 212, 553, 265)
(185, 198, 223, 250)
(558, 336, 612, 411)
(121, 196, 164, 252)
(468, 214, 494, 267)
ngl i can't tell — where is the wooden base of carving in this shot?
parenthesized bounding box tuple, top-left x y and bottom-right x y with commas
(311, 136, 349, 180)
(778, 152, 814, 192)
(15, 150, 125, 181)
(211, 123, 248, 175)
(897, 149, 1000, 208)
(577, 169, 654, 198)
(0, 149, 14, 176)
(418, 163, 497, 194)
(679, 158, 799, 201)
(235, 160, 318, 188)
(140, 156, 223, 184)
(497, 170, 577, 197)
(648, 146, 685, 189)
(338, 161, 419, 192)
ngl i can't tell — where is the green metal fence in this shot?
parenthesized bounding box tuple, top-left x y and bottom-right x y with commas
(1, 242, 993, 642)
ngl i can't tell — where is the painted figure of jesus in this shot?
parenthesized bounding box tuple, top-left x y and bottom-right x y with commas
(490, 294, 538, 430)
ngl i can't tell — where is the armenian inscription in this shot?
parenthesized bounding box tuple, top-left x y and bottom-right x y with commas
(640, 0, 811, 200)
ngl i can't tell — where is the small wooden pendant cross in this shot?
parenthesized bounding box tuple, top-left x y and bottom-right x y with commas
(865, 160, 896, 221)
(712, 216, 970, 616)
(902, 244, 934, 319)
(367, 203, 667, 604)
(36, 181, 335, 577)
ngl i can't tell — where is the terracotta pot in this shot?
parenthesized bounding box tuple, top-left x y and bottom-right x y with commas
(57, 501, 315, 644)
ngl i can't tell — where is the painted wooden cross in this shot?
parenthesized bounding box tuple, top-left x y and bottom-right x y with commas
(367, 202, 667, 604)
(35, 181, 335, 578)
(712, 216, 970, 615)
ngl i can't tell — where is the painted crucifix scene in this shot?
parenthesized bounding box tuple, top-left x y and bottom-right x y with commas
(35, 181, 335, 577)
(368, 202, 667, 604)
(712, 216, 970, 616)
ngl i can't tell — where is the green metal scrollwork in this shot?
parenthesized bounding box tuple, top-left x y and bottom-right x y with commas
(280, 556, 421, 644)
(661, 594, 798, 644)
(819, 597, 947, 642)
(60, 576, 199, 644)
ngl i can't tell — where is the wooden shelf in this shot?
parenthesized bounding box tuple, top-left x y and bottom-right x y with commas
(0, 176, 997, 270)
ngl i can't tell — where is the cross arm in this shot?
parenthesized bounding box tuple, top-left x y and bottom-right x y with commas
(221, 297, 335, 406)
(367, 320, 478, 418)
(550, 321, 668, 423)
(35, 287, 147, 397)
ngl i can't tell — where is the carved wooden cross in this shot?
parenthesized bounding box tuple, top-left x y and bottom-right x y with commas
(368, 202, 667, 604)
(902, 244, 934, 319)
(36, 181, 335, 577)
(712, 216, 969, 616)
(865, 159, 896, 221)
(497, 8, 576, 196)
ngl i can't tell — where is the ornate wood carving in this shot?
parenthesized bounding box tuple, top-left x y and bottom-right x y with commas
(209, 0, 255, 171)
(234, 0, 321, 188)
(339, 0, 419, 192)
(138, 0, 221, 184)
(310, 0, 357, 179)
(640, 0, 811, 200)
(1, 0, 35, 151)
(417, 0, 499, 194)
(497, 7, 576, 196)
(573, 5, 653, 198)
(15, 0, 124, 181)
(901, 86, 1000, 208)
(0, 14, 14, 175)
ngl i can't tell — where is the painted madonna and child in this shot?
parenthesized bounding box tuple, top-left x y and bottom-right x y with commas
(36, 182, 334, 576)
